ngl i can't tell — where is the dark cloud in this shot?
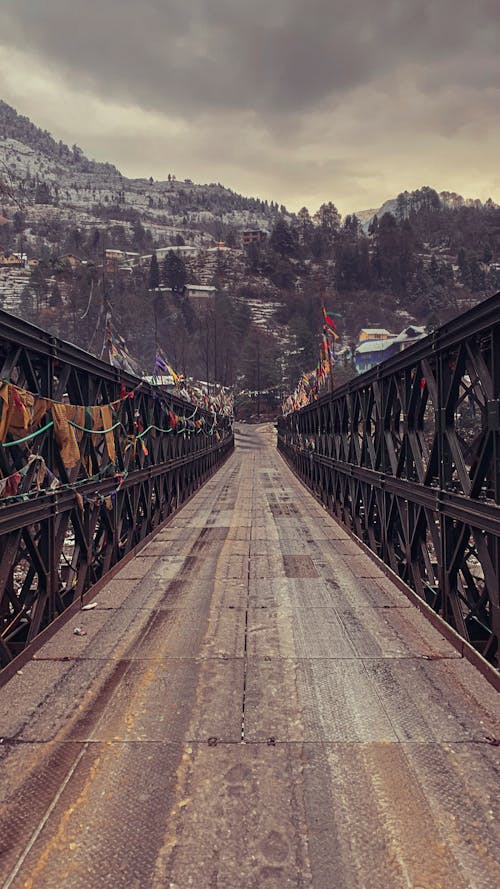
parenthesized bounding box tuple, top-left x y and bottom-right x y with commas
(1, 1, 499, 121)
(0, 1, 499, 210)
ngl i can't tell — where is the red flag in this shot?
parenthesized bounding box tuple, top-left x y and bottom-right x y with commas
(322, 306, 339, 340)
(322, 306, 337, 330)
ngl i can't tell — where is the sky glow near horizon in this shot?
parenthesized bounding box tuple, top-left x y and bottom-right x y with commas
(0, 0, 499, 215)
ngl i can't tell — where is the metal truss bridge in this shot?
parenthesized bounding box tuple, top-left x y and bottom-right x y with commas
(0, 299, 499, 888)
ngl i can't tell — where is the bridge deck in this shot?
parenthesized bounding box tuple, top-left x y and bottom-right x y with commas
(0, 424, 499, 889)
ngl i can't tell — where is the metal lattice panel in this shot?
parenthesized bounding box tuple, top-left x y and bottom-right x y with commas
(0, 309, 233, 666)
(278, 292, 500, 665)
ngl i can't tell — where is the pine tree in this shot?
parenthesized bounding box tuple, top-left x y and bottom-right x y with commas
(313, 202, 341, 249)
(149, 252, 160, 290)
(163, 250, 187, 292)
(269, 219, 297, 258)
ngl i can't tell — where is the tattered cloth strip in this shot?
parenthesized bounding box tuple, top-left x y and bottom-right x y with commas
(0, 472, 21, 497)
(90, 405, 117, 464)
(0, 382, 121, 471)
(0, 382, 85, 471)
(0, 377, 220, 476)
(27, 454, 49, 489)
(0, 383, 49, 441)
(50, 403, 84, 470)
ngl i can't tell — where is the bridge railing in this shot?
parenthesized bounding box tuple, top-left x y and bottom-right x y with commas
(0, 310, 233, 665)
(278, 292, 500, 665)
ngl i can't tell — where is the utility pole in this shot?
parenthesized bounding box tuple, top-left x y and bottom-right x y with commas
(154, 299, 158, 353)
(213, 297, 218, 387)
(256, 335, 261, 420)
(205, 316, 210, 397)
(101, 233, 113, 364)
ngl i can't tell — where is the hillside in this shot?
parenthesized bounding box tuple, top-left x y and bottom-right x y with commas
(0, 100, 286, 249)
(0, 100, 499, 409)
(355, 188, 498, 232)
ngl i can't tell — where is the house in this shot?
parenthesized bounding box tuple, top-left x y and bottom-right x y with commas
(61, 254, 83, 269)
(355, 325, 426, 373)
(355, 338, 395, 373)
(392, 325, 426, 349)
(185, 284, 216, 300)
(141, 246, 199, 265)
(241, 229, 268, 247)
(105, 249, 140, 270)
(358, 328, 395, 343)
(148, 284, 217, 300)
(169, 245, 199, 256)
(0, 253, 24, 267)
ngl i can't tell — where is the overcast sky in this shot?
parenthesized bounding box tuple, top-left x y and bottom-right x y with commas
(1, 0, 499, 214)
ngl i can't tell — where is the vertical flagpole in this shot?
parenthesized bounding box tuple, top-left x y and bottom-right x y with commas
(329, 326, 335, 395)
(321, 300, 337, 396)
(328, 328, 334, 395)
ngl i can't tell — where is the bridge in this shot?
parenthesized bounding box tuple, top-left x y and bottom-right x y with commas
(0, 298, 499, 888)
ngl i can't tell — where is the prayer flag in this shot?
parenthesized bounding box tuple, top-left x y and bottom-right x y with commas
(322, 306, 337, 331)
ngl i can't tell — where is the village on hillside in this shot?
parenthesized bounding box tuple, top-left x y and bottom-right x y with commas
(1, 100, 500, 412)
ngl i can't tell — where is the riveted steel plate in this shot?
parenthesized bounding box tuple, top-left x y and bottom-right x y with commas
(365, 658, 500, 741)
(322, 574, 412, 609)
(244, 658, 397, 742)
(30, 605, 158, 662)
(214, 553, 249, 579)
(90, 576, 145, 609)
(248, 577, 338, 609)
(131, 606, 246, 659)
(298, 741, 495, 889)
(1, 657, 133, 742)
(67, 657, 244, 743)
(246, 607, 356, 658)
(0, 741, 184, 889)
(250, 523, 281, 541)
(196, 526, 231, 541)
(283, 555, 319, 578)
(336, 605, 458, 658)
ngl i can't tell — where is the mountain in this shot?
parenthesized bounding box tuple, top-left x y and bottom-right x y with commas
(0, 100, 499, 410)
(0, 99, 120, 177)
(355, 188, 498, 231)
(0, 99, 286, 249)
